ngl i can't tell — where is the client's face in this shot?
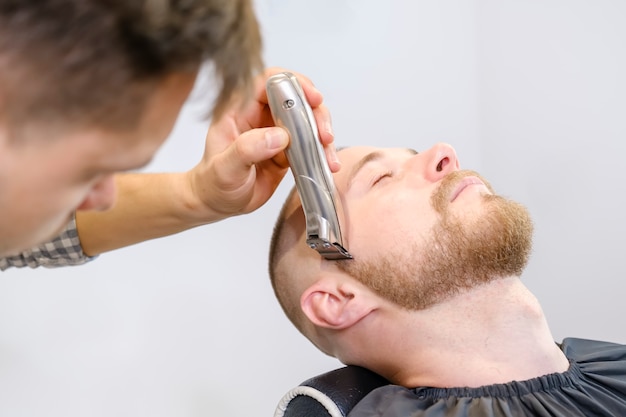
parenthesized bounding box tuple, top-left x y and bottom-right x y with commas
(330, 144, 533, 310)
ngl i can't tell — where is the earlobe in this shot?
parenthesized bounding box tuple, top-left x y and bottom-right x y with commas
(300, 278, 375, 330)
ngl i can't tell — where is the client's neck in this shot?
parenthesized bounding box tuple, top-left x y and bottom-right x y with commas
(375, 276, 569, 388)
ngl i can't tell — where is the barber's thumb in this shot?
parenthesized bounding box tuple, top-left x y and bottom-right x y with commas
(263, 127, 290, 153)
(225, 127, 289, 173)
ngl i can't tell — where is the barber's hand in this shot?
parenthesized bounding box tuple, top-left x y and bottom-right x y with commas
(187, 67, 339, 221)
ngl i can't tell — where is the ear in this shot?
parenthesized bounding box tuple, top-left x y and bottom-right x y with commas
(300, 277, 376, 330)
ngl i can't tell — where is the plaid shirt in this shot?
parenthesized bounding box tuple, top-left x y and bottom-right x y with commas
(0, 215, 95, 271)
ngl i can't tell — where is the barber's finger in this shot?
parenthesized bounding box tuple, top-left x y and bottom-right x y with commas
(310, 103, 340, 172)
(313, 103, 333, 145)
(252, 68, 339, 171)
(325, 143, 341, 173)
(216, 127, 289, 184)
(295, 74, 324, 108)
(255, 67, 324, 108)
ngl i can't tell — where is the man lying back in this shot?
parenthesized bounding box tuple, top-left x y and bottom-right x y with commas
(268, 143, 626, 416)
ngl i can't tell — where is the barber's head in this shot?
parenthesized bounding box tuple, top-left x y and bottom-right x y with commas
(0, 0, 261, 130)
(0, 0, 262, 255)
(269, 144, 533, 357)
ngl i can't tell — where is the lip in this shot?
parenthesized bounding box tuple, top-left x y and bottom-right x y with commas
(449, 176, 489, 202)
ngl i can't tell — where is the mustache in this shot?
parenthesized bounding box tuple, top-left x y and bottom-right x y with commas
(431, 170, 495, 214)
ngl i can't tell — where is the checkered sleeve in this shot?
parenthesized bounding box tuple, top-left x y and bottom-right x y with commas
(0, 215, 96, 270)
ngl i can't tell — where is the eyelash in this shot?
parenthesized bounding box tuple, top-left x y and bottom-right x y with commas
(372, 171, 393, 186)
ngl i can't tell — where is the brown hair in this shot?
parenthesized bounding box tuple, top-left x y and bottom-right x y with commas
(0, 0, 262, 133)
(268, 187, 303, 329)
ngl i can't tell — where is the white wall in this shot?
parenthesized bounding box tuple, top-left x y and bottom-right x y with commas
(1, 1, 624, 416)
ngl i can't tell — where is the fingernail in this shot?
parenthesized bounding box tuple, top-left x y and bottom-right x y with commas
(329, 146, 341, 170)
(265, 128, 288, 149)
(324, 120, 334, 137)
(311, 84, 322, 97)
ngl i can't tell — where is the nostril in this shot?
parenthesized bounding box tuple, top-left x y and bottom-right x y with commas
(436, 157, 449, 172)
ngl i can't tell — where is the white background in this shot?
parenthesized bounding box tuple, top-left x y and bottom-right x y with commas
(1, 1, 625, 416)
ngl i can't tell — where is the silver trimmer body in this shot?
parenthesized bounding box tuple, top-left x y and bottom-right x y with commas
(266, 72, 352, 260)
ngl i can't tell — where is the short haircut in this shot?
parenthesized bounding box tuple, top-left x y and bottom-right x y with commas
(0, 0, 262, 134)
(268, 187, 308, 331)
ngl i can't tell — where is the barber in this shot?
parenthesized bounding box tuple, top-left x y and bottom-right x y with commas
(0, 0, 338, 269)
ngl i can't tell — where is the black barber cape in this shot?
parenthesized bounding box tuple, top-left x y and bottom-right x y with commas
(348, 338, 626, 417)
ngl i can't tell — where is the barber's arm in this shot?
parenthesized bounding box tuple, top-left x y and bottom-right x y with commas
(76, 68, 338, 256)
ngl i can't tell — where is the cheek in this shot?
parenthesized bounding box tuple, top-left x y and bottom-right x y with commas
(9, 159, 85, 209)
(348, 193, 439, 254)
(0, 175, 83, 253)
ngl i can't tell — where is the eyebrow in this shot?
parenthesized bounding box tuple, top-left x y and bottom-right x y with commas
(346, 148, 418, 190)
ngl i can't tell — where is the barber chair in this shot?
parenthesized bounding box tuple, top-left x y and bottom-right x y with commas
(274, 365, 390, 417)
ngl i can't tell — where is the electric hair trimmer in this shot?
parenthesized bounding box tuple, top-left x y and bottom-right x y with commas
(266, 72, 352, 260)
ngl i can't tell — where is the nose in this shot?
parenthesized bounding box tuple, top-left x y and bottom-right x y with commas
(76, 175, 118, 211)
(419, 143, 460, 183)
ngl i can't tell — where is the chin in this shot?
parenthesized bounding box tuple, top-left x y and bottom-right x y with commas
(34, 215, 74, 249)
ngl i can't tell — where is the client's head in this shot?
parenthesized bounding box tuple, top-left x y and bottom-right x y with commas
(268, 144, 533, 362)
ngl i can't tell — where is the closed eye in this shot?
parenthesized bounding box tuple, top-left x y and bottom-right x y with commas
(371, 171, 393, 187)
